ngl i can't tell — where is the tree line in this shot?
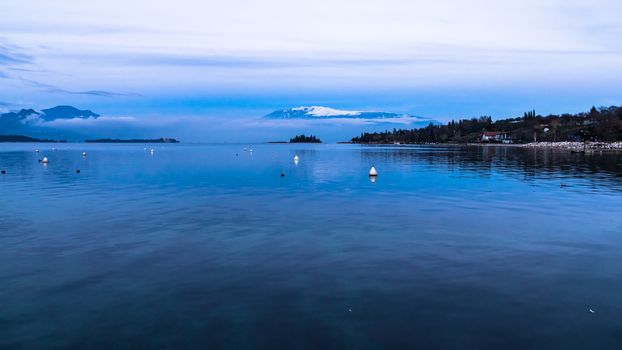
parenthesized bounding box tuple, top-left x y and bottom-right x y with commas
(351, 106, 622, 144)
(290, 134, 322, 143)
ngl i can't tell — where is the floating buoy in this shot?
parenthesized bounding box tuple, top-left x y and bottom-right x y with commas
(41, 156, 49, 164)
(294, 155, 300, 161)
(35, 149, 40, 153)
(369, 166, 378, 177)
(82, 152, 87, 157)
(150, 149, 154, 154)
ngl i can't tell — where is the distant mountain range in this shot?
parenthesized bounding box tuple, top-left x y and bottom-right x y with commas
(0, 104, 437, 142)
(264, 106, 429, 121)
(0, 105, 99, 129)
(0, 105, 101, 140)
(40, 106, 100, 121)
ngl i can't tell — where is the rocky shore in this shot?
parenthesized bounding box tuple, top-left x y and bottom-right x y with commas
(522, 141, 622, 150)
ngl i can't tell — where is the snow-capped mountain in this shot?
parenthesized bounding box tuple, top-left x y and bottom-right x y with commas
(264, 106, 424, 120)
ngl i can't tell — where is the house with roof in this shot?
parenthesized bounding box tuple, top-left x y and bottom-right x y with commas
(481, 131, 512, 143)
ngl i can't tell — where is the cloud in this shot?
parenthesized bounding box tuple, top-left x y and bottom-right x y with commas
(45, 88, 140, 97)
(115, 52, 473, 69)
(8, 67, 45, 73)
(18, 77, 140, 97)
(0, 40, 139, 97)
(248, 116, 436, 128)
(0, 44, 33, 65)
(1, 0, 621, 122)
(42, 115, 136, 126)
(0, 23, 151, 36)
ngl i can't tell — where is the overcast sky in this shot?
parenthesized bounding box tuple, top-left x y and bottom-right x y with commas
(1, 0, 621, 120)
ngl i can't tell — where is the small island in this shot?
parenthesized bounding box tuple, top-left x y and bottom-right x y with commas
(85, 137, 180, 143)
(289, 134, 321, 143)
(0, 134, 67, 143)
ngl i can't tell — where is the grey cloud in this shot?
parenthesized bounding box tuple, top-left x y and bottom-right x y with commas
(498, 47, 622, 56)
(74, 43, 622, 71)
(8, 67, 42, 72)
(19, 77, 140, 97)
(96, 51, 481, 69)
(1, 23, 152, 36)
(46, 88, 141, 97)
(0, 44, 34, 65)
(0, 43, 139, 97)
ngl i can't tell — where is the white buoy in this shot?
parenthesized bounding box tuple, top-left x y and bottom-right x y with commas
(35, 149, 40, 153)
(150, 149, 154, 154)
(82, 152, 87, 157)
(41, 156, 49, 163)
(369, 166, 378, 177)
(294, 155, 300, 161)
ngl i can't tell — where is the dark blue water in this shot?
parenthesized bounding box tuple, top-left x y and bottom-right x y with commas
(1, 143, 622, 349)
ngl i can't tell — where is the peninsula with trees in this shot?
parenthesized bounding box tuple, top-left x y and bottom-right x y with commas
(351, 106, 622, 145)
(0, 134, 67, 143)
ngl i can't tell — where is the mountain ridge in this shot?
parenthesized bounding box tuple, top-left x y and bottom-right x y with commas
(1, 105, 99, 126)
(40, 106, 100, 121)
(0, 105, 101, 140)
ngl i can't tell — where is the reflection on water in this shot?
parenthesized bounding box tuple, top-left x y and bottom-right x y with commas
(1, 143, 621, 349)
(360, 145, 622, 191)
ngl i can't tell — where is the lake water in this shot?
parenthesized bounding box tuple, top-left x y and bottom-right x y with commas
(1, 143, 622, 349)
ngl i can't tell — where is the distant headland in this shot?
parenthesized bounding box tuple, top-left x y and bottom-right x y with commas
(0, 134, 67, 143)
(85, 138, 180, 143)
(351, 105, 622, 146)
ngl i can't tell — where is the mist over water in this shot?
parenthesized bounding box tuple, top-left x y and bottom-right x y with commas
(1, 144, 622, 349)
(14, 113, 436, 143)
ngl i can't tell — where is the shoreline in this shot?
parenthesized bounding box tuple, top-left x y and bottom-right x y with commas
(352, 141, 622, 150)
(521, 141, 622, 150)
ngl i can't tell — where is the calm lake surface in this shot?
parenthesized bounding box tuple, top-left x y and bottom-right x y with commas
(1, 143, 622, 349)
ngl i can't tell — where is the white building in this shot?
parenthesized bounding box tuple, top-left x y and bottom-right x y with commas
(482, 131, 512, 143)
